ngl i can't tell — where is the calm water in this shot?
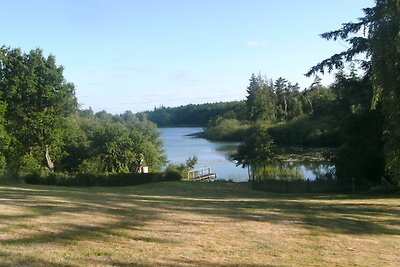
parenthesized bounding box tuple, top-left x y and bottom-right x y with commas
(159, 127, 248, 182)
(159, 127, 334, 182)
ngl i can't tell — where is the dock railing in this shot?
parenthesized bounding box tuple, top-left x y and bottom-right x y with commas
(188, 167, 216, 181)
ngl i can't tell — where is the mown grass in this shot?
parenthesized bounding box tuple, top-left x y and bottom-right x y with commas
(0, 181, 399, 266)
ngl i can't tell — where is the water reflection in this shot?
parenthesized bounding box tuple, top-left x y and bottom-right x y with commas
(254, 161, 335, 181)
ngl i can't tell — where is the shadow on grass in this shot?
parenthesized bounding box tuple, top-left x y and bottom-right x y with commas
(0, 251, 75, 267)
(107, 258, 271, 267)
(0, 181, 399, 266)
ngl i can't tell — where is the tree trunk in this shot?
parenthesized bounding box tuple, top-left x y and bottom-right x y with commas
(306, 96, 313, 114)
(283, 96, 288, 120)
(45, 146, 54, 169)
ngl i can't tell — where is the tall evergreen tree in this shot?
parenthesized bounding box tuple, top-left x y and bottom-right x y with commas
(245, 73, 276, 122)
(369, 0, 400, 185)
(274, 77, 288, 121)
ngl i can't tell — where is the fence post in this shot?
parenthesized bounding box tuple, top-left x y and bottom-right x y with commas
(352, 177, 355, 193)
(307, 179, 310, 193)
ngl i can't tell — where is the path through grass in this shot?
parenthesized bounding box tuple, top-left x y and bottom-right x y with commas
(0, 181, 399, 266)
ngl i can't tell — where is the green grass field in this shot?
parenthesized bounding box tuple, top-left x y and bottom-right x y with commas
(0, 181, 399, 266)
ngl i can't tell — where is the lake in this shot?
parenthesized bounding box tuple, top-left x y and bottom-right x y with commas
(159, 127, 335, 182)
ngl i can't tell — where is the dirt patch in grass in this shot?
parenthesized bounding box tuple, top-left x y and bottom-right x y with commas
(0, 182, 399, 266)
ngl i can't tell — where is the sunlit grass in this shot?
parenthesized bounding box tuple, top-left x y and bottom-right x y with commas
(0, 182, 399, 266)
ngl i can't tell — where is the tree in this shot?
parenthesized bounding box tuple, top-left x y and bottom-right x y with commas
(75, 111, 166, 174)
(0, 102, 10, 173)
(274, 78, 303, 121)
(232, 125, 275, 181)
(286, 83, 303, 120)
(245, 74, 276, 122)
(274, 77, 289, 121)
(331, 72, 385, 187)
(0, 47, 77, 172)
(306, 0, 400, 186)
(369, 0, 400, 185)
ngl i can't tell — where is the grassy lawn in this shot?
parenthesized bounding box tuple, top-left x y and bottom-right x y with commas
(0, 181, 399, 266)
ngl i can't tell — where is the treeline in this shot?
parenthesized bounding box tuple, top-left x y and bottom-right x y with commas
(139, 101, 247, 127)
(0, 47, 169, 184)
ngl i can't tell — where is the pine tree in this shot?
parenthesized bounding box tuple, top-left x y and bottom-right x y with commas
(245, 74, 276, 123)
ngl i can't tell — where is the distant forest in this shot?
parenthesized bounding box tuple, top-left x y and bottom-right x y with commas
(138, 101, 247, 127)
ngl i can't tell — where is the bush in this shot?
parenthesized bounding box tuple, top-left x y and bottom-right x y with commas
(268, 115, 342, 147)
(253, 178, 337, 193)
(164, 156, 198, 180)
(163, 170, 183, 181)
(24, 171, 181, 187)
(205, 118, 249, 141)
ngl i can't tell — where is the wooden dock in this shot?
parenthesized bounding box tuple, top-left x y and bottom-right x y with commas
(188, 167, 216, 181)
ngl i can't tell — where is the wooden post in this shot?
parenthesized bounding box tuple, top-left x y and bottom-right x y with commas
(352, 177, 355, 193)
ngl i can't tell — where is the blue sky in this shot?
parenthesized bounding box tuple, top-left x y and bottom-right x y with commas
(2, 0, 374, 114)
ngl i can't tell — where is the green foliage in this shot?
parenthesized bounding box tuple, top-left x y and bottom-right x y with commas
(254, 163, 303, 181)
(0, 46, 167, 179)
(0, 47, 77, 171)
(165, 156, 198, 180)
(274, 77, 304, 121)
(164, 164, 187, 180)
(253, 178, 336, 193)
(0, 102, 10, 174)
(232, 124, 275, 180)
(185, 156, 198, 169)
(268, 115, 342, 147)
(24, 171, 179, 186)
(369, 0, 400, 186)
(335, 110, 384, 187)
(205, 118, 249, 141)
(306, 0, 400, 186)
(204, 74, 311, 143)
(18, 152, 43, 175)
(246, 74, 276, 122)
(303, 82, 336, 118)
(141, 101, 247, 127)
(329, 71, 385, 185)
(77, 156, 104, 175)
(163, 170, 184, 181)
(331, 70, 374, 118)
(72, 110, 166, 174)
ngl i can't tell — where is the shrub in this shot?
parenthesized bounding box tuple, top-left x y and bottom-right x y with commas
(268, 115, 342, 147)
(205, 118, 249, 141)
(24, 171, 181, 187)
(163, 170, 183, 181)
